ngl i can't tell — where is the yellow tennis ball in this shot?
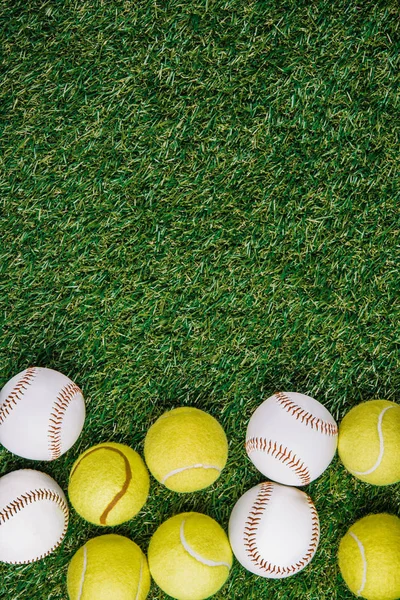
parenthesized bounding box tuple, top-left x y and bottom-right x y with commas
(148, 512, 232, 600)
(67, 534, 150, 600)
(68, 442, 149, 526)
(338, 514, 400, 600)
(144, 407, 228, 493)
(338, 400, 400, 485)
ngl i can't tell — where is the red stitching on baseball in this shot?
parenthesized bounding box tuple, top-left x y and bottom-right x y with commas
(246, 438, 311, 485)
(48, 383, 82, 460)
(243, 482, 319, 576)
(0, 487, 69, 564)
(0, 367, 37, 425)
(275, 391, 338, 436)
(302, 497, 320, 566)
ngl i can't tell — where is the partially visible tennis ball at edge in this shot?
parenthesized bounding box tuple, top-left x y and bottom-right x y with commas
(338, 513, 400, 600)
(144, 407, 228, 493)
(338, 400, 400, 485)
(148, 512, 232, 600)
(68, 442, 149, 526)
(67, 534, 150, 600)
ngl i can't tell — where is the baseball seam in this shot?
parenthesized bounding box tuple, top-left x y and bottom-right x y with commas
(349, 531, 367, 595)
(243, 482, 320, 577)
(351, 405, 394, 476)
(246, 438, 311, 485)
(48, 382, 83, 460)
(0, 367, 37, 425)
(180, 519, 231, 569)
(275, 391, 338, 436)
(0, 488, 69, 564)
(162, 464, 221, 484)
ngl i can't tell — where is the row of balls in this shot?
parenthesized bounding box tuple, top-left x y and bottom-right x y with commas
(0, 466, 231, 599)
(242, 391, 400, 600)
(0, 368, 231, 600)
(1, 367, 400, 600)
(2, 369, 397, 488)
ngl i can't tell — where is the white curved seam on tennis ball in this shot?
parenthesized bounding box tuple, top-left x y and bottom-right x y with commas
(162, 464, 221, 484)
(134, 553, 143, 600)
(352, 405, 394, 475)
(180, 519, 230, 569)
(77, 544, 88, 600)
(349, 531, 367, 594)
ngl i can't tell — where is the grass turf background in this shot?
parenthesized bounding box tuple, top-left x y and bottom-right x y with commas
(1, 0, 399, 598)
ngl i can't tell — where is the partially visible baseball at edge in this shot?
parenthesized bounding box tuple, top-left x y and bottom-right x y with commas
(0, 469, 69, 564)
(246, 391, 337, 485)
(0, 367, 85, 461)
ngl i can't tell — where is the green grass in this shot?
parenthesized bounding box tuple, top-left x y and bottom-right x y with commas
(1, 0, 399, 598)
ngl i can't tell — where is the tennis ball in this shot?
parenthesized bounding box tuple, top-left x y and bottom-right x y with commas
(338, 400, 400, 485)
(67, 534, 150, 600)
(68, 442, 149, 526)
(148, 512, 232, 600)
(144, 407, 228, 493)
(338, 513, 400, 600)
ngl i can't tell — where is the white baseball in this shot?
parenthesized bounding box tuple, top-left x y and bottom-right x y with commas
(0, 469, 69, 564)
(0, 367, 85, 461)
(229, 481, 319, 578)
(246, 391, 338, 485)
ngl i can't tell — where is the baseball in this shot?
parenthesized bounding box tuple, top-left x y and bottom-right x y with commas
(0, 469, 69, 564)
(229, 481, 319, 578)
(246, 391, 338, 485)
(0, 367, 85, 460)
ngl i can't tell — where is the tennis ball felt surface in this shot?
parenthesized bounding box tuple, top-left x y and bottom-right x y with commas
(68, 442, 149, 526)
(144, 407, 228, 493)
(338, 513, 400, 600)
(338, 400, 400, 485)
(148, 512, 232, 600)
(67, 534, 150, 600)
